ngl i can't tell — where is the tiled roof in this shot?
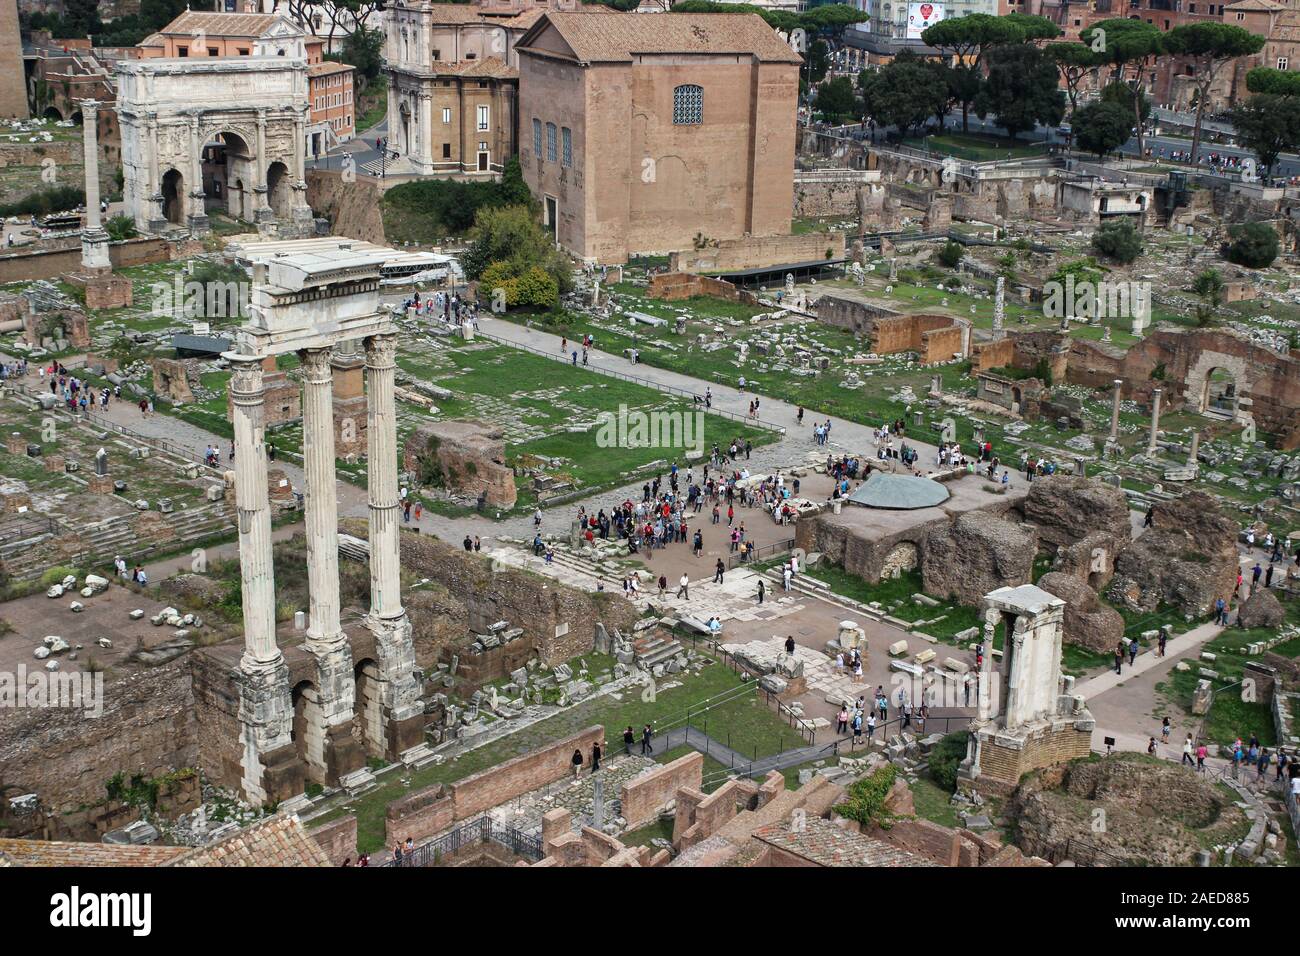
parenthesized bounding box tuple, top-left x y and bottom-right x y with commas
(0, 815, 329, 868)
(1223, 0, 1284, 9)
(522, 11, 803, 64)
(422, 5, 498, 24)
(751, 818, 940, 867)
(169, 814, 331, 867)
(309, 61, 355, 76)
(432, 56, 519, 78)
(157, 11, 292, 38)
(0, 838, 189, 867)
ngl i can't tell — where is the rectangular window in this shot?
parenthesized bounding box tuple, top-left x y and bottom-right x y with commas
(477, 105, 490, 131)
(533, 118, 541, 156)
(562, 126, 571, 167)
(443, 143, 451, 159)
(443, 108, 451, 124)
(433, 49, 441, 61)
(546, 122, 557, 162)
(1281, 58, 1290, 70)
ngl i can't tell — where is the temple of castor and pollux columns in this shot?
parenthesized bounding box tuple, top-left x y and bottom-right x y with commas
(225, 242, 424, 805)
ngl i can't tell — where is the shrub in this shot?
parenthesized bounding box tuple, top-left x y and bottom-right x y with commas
(103, 213, 138, 241)
(0, 185, 86, 219)
(936, 240, 964, 269)
(1090, 219, 1143, 264)
(833, 764, 899, 829)
(928, 730, 970, 791)
(1224, 222, 1279, 269)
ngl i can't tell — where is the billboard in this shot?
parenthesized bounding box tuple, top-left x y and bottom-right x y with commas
(906, 2, 945, 41)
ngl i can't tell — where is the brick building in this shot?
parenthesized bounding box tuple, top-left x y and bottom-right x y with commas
(515, 11, 800, 264)
(1, 0, 27, 120)
(382, 0, 586, 176)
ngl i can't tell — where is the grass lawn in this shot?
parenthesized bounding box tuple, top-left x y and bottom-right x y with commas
(802, 564, 984, 645)
(395, 338, 774, 514)
(908, 775, 961, 828)
(902, 132, 1048, 161)
(309, 654, 797, 853)
(1154, 620, 1296, 749)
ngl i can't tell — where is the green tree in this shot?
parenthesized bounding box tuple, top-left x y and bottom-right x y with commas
(1164, 24, 1265, 164)
(1224, 222, 1279, 269)
(1229, 93, 1300, 178)
(1245, 66, 1300, 97)
(921, 13, 1025, 131)
(1002, 13, 1062, 43)
(1090, 219, 1144, 264)
(936, 240, 964, 269)
(975, 43, 1065, 141)
(1191, 268, 1224, 326)
(1080, 19, 1164, 158)
(326, 25, 384, 84)
(463, 204, 571, 296)
(1100, 80, 1149, 124)
(1073, 101, 1132, 160)
(1050, 42, 1106, 117)
(815, 76, 858, 123)
(859, 51, 950, 139)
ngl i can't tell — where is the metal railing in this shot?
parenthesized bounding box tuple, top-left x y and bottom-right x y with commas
(384, 815, 542, 866)
(725, 536, 796, 571)
(697, 713, 972, 789)
(474, 327, 786, 434)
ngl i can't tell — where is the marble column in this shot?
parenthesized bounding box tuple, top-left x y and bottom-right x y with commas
(1107, 379, 1123, 444)
(230, 355, 279, 667)
(299, 346, 362, 783)
(365, 333, 403, 623)
(363, 333, 424, 757)
(186, 112, 209, 235)
(254, 110, 271, 222)
(229, 352, 297, 806)
(145, 112, 165, 232)
(1146, 388, 1162, 455)
(1188, 430, 1200, 466)
(79, 99, 111, 272)
(977, 609, 998, 722)
(301, 347, 346, 649)
(992, 275, 1005, 340)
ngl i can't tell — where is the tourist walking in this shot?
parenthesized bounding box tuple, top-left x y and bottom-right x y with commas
(641, 724, 654, 755)
(1182, 735, 1195, 767)
(591, 742, 602, 773)
(623, 726, 635, 755)
(714, 558, 725, 584)
(572, 748, 583, 779)
(756, 578, 765, 604)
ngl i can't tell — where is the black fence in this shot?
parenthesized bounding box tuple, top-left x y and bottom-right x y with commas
(384, 816, 542, 867)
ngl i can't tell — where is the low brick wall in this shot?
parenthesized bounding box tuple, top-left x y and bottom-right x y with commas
(647, 272, 740, 302)
(312, 815, 358, 866)
(619, 751, 703, 830)
(385, 725, 605, 847)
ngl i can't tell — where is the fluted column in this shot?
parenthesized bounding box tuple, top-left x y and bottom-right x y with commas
(229, 354, 280, 669)
(365, 333, 402, 621)
(300, 346, 344, 650)
(1147, 388, 1162, 455)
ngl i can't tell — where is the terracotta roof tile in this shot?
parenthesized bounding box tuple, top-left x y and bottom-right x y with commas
(521, 11, 803, 64)
(158, 11, 298, 39)
(751, 818, 940, 867)
(169, 814, 331, 867)
(0, 838, 189, 867)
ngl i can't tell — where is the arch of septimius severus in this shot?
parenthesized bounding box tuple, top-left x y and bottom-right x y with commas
(227, 240, 424, 806)
(116, 56, 315, 237)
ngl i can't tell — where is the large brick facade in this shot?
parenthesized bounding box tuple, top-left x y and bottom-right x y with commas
(517, 12, 800, 264)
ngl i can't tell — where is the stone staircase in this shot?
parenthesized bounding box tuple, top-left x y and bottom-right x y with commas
(632, 617, 685, 671)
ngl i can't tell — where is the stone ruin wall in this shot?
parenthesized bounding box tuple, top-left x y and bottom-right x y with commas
(342, 517, 640, 667)
(1005, 327, 1300, 443)
(647, 272, 742, 302)
(383, 725, 605, 847)
(0, 660, 199, 823)
(669, 231, 845, 274)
